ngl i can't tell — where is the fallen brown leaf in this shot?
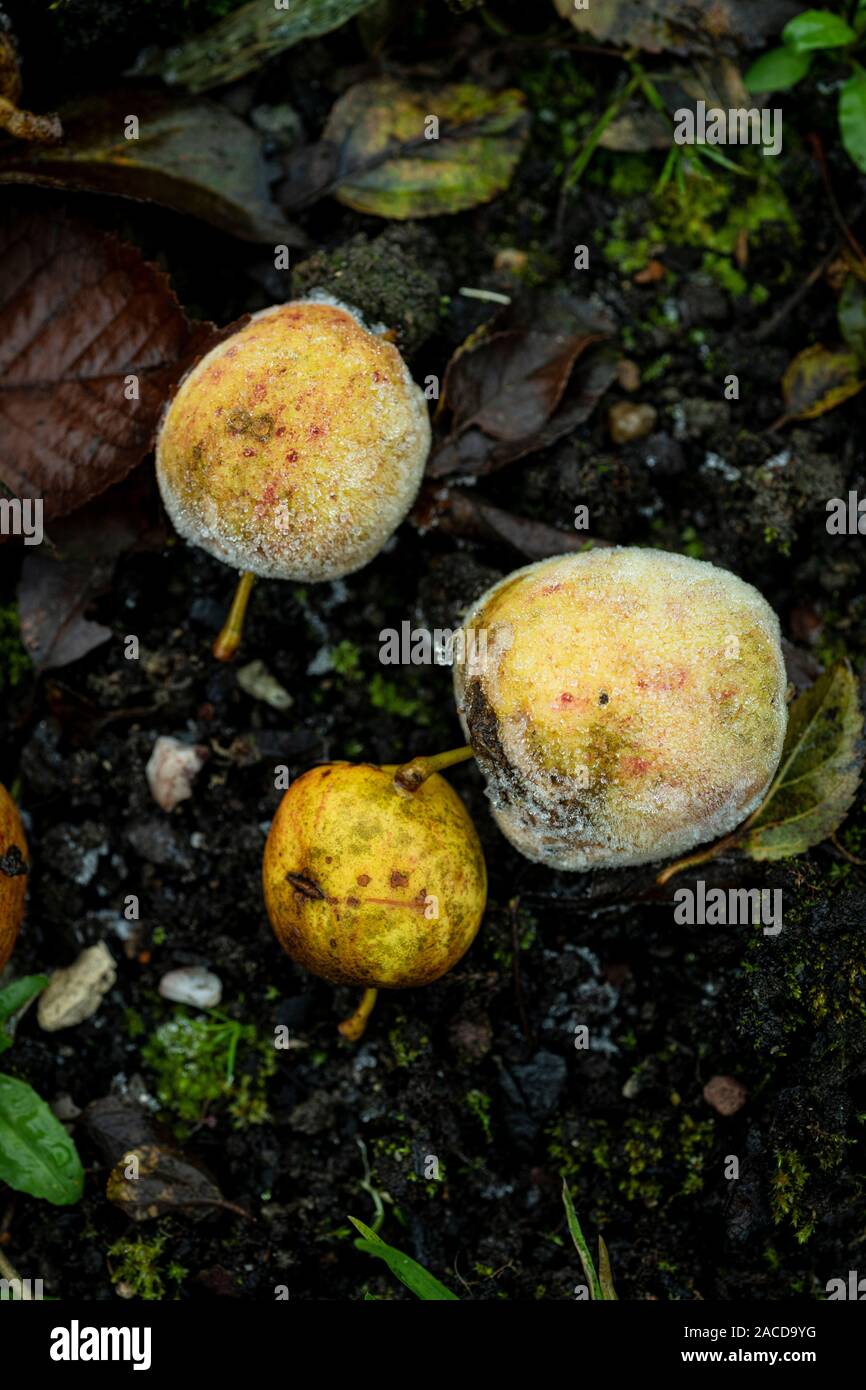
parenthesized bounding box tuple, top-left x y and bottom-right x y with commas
(0, 207, 228, 519)
(412, 483, 611, 560)
(17, 474, 163, 671)
(428, 290, 617, 478)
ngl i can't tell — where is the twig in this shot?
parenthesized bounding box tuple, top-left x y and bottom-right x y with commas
(755, 249, 837, 343)
(831, 832, 866, 866)
(807, 133, 866, 264)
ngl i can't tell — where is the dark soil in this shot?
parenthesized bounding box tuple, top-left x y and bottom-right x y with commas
(1, 0, 865, 1302)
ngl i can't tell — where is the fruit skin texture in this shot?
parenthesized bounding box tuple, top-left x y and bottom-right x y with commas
(0, 783, 28, 973)
(156, 299, 430, 582)
(453, 548, 788, 872)
(262, 763, 486, 989)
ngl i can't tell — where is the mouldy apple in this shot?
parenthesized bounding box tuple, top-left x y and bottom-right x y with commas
(155, 298, 431, 657)
(453, 548, 788, 871)
(0, 782, 28, 972)
(262, 761, 486, 1039)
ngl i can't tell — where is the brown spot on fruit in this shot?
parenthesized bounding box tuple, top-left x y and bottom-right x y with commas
(390, 870, 409, 888)
(286, 872, 325, 901)
(356, 874, 370, 886)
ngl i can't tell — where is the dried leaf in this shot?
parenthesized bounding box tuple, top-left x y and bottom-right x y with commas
(321, 78, 530, 218)
(412, 483, 610, 559)
(107, 1143, 248, 1223)
(82, 1093, 169, 1165)
(0, 88, 302, 244)
(601, 57, 751, 152)
(743, 662, 863, 861)
(780, 343, 865, 422)
(429, 296, 616, 478)
(134, 0, 381, 94)
(0, 28, 62, 144)
(0, 208, 224, 519)
(84, 1094, 248, 1222)
(552, 0, 802, 55)
(17, 475, 163, 671)
(445, 331, 597, 441)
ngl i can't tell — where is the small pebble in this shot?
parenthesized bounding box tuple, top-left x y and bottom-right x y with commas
(159, 966, 222, 1009)
(609, 401, 658, 444)
(146, 736, 208, 812)
(38, 943, 116, 1032)
(703, 1074, 747, 1116)
(237, 659, 293, 711)
(616, 358, 641, 392)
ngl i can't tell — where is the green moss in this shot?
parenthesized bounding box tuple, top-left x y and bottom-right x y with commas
(547, 1103, 715, 1213)
(604, 153, 657, 197)
(464, 1089, 493, 1142)
(771, 1151, 815, 1244)
(678, 1115, 714, 1196)
(330, 640, 363, 681)
(762, 525, 792, 557)
(518, 51, 597, 175)
(642, 352, 672, 383)
(108, 1234, 187, 1301)
(602, 168, 797, 298)
(142, 1007, 276, 1138)
(0, 605, 31, 693)
(368, 673, 431, 724)
(680, 526, 705, 560)
(387, 1013, 429, 1067)
(124, 1008, 145, 1039)
(620, 1117, 665, 1205)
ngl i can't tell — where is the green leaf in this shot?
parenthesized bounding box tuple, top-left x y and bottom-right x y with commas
(598, 1235, 619, 1301)
(744, 46, 812, 93)
(743, 662, 864, 861)
(0, 1073, 84, 1205)
(348, 1216, 458, 1299)
(562, 1179, 602, 1300)
(839, 74, 866, 173)
(783, 9, 856, 50)
(323, 79, 530, 218)
(136, 0, 381, 94)
(0, 975, 48, 1055)
(838, 275, 866, 361)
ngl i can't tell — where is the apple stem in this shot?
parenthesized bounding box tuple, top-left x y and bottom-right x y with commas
(338, 987, 379, 1043)
(655, 831, 741, 887)
(213, 571, 255, 662)
(393, 745, 474, 795)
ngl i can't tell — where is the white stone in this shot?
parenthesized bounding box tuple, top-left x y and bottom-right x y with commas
(158, 966, 222, 1009)
(146, 736, 208, 812)
(38, 943, 116, 1031)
